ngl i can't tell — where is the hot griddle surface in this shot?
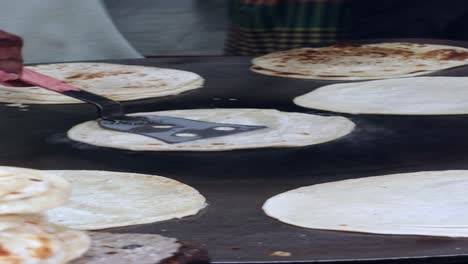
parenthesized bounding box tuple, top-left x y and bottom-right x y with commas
(4, 39, 468, 263)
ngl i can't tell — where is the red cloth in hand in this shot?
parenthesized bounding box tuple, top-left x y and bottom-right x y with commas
(0, 30, 23, 82)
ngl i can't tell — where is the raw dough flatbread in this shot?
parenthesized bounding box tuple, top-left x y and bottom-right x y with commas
(71, 232, 179, 264)
(0, 63, 203, 104)
(47, 170, 207, 230)
(0, 166, 70, 214)
(263, 170, 468, 237)
(67, 109, 355, 151)
(252, 43, 468, 80)
(294, 77, 468, 115)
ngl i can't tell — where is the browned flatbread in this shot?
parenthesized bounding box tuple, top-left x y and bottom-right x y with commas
(0, 63, 204, 104)
(252, 43, 468, 80)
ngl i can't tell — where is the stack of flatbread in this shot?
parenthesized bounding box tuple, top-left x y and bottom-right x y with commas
(251, 43, 468, 80)
(0, 63, 204, 104)
(0, 166, 90, 263)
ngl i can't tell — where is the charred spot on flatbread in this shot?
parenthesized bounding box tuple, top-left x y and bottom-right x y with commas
(418, 49, 468, 61)
(34, 237, 53, 259)
(0, 245, 10, 257)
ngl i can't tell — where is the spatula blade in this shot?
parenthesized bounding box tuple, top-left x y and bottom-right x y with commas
(99, 115, 266, 144)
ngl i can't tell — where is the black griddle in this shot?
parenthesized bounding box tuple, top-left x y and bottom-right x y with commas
(4, 39, 468, 264)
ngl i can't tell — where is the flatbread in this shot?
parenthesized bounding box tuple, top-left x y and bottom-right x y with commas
(45, 223, 91, 263)
(294, 77, 468, 115)
(0, 218, 90, 264)
(67, 109, 355, 151)
(250, 65, 436, 81)
(263, 170, 468, 237)
(71, 232, 179, 264)
(0, 166, 70, 214)
(0, 63, 203, 104)
(252, 43, 468, 80)
(46, 170, 207, 230)
(0, 214, 46, 232)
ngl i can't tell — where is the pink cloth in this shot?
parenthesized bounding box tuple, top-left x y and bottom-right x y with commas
(0, 30, 22, 82)
(0, 71, 18, 82)
(18, 68, 79, 92)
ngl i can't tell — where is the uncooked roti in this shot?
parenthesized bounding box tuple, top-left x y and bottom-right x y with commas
(0, 63, 203, 104)
(0, 166, 70, 214)
(71, 232, 180, 264)
(294, 77, 468, 115)
(252, 43, 468, 80)
(263, 170, 468, 237)
(67, 109, 355, 151)
(47, 170, 207, 230)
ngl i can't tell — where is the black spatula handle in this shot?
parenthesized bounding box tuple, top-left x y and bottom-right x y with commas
(19, 68, 124, 119)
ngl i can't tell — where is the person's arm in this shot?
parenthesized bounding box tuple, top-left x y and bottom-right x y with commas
(0, 30, 23, 82)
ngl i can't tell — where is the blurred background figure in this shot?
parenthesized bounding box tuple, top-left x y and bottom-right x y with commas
(2, 0, 468, 62)
(0, 0, 142, 63)
(106, 0, 229, 57)
(224, 0, 468, 55)
(225, 0, 350, 55)
(350, 0, 468, 41)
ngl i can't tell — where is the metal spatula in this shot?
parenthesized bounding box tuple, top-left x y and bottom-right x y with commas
(14, 68, 266, 144)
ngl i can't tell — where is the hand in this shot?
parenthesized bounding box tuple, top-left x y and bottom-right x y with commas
(0, 30, 23, 82)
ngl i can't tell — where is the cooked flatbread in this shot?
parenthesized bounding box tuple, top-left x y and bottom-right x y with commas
(67, 109, 355, 151)
(263, 170, 468, 237)
(0, 214, 46, 231)
(294, 77, 468, 115)
(0, 63, 203, 104)
(46, 170, 207, 230)
(0, 218, 89, 264)
(71, 232, 180, 264)
(251, 65, 436, 81)
(0, 166, 70, 214)
(51, 224, 91, 263)
(252, 43, 468, 80)
(43, 223, 90, 263)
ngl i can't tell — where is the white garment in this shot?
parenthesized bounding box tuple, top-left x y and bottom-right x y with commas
(0, 0, 142, 63)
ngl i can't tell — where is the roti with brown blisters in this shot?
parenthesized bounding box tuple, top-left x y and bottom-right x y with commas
(0, 216, 90, 264)
(0, 166, 70, 214)
(252, 43, 468, 80)
(0, 63, 203, 104)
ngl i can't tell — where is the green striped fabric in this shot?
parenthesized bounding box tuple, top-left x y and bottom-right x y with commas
(225, 0, 350, 55)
